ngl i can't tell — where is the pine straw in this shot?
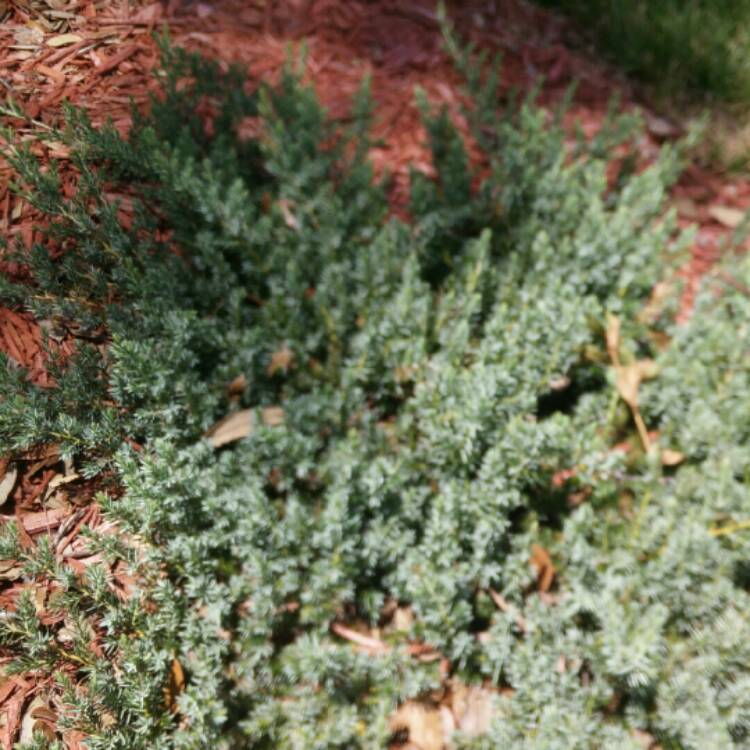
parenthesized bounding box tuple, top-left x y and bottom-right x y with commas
(0, 0, 748, 746)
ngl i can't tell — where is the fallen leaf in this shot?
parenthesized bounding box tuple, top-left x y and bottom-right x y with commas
(277, 199, 300, 231)
(614, 365, 640, 410)
(43, 471, 80, 502)
(393, 606, 414, 632)
(331, 622, 390, 655)
(530, 543, 555, 592)
(389, 701, 443, 750)
(0, 466, 17, 506)
(0, 559, 23, 581)
(19, 696, 56, 745)
(205, 410, 253, 447)
(163, 658, 185, 713)
(439, 706, 456, 738)
(614, 360, 658, 451)
(267, 346, 294, 376)
(605, 313, 621, 366)
(661, 449, 685, 467)
(451, 682, 495, 737)
(632, 728, 662, 749)
(226, 374, 247, 396)
(548, 374, 570, 391)
(645, 114, 678, 138)
(639, 281, 675, 325)
(261, 405, 285, 427)
(708, 205, 745, 228)
(46, 33, 82, 47)
(614, 360, 658, 410)
(205, 407, 284, 447)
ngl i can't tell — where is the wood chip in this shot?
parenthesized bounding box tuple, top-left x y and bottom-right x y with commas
(95, 43, 139, 76)
(21, 507, 68, 534)
(35, 64, 66, 85)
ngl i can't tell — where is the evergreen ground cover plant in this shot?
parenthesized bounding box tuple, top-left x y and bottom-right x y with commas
(1, 25, 750, 749)
(537, 0, 750, 106)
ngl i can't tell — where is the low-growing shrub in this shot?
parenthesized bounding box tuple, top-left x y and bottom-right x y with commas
(1, 30, 748, 750)
(538, 0, 750, 105)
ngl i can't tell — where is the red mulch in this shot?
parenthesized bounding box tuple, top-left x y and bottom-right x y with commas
(0, 0, 748, 745)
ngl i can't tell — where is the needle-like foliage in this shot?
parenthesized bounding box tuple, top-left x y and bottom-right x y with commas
(0, 30, 747, 750)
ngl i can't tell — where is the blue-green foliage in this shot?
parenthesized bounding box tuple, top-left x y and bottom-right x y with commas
(0, 33, 746, 750)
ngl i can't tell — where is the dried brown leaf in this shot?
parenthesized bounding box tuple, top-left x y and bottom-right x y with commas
(0, 559, 23, 581)
(206, 407, 284, 447)
(331, 622, 390, 654)
(530, 543, 555, 593)
(46, 33, 82, 47)
(661, 449, 685, 467)
(261, 406, 285, 427)
(267, 346, 294, 376)
(19, 696, 57, 743)
(645, 114, 678, 138)
(163, 658, 185, 713)
(614, 359, 658, 410)
(277, 199, 300, 231)
(205, 409, 254, 448)
(19, 696, 55, 745)
(709, 204, 745, 228)
(393, 606, 414, 632)
(639, 281, 675, 325)
(0, 466, 17, 506)
(451, 683, 495, 737)
(389, 701, 443, 750)
(605, 313, 621, 366)
(548, 374, 571, 391)
(43, 470, 80, 502)
(226, 374, 247, 396)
